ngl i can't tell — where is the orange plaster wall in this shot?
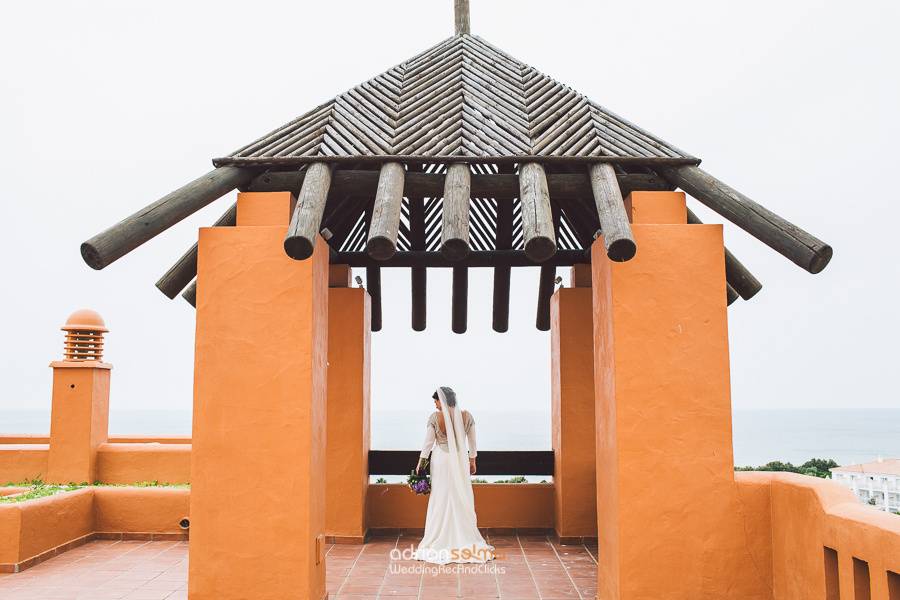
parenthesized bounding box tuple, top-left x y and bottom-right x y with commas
(628, 191, 687, 224)
(235, 191, 294, 226)
(0, 435, 50, 444)
(1, 443, 191, 486)
(93, 486, 190, 534)
(47, 364, 110, 484)
(16, 488, 94, 563)
(326, 288, 370, 538)
(0, 445, 48, 484)
(190, 200, 328, 600)
(0, 504, 22, 564)
(0, 487, 191, 568)
(550, 288, 596, 538)
(592, 216, 772, 599)
(0, 435, 191, 445)
(754, 472, 900, 600)
(96, 443, 191, 484)
(329, 264, 353, 288)
(367, 484, 554, 530)
(109, 436, 190, 444)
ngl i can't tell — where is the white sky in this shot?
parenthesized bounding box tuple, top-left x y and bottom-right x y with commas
(1, 1, 898, 419)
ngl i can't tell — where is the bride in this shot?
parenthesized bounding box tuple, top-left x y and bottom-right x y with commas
(413, 387, 494, 564)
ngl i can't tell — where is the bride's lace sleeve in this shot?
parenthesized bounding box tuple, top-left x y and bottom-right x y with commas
(419, 414, 436, 459)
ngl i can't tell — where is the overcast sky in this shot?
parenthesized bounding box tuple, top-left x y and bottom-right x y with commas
(1, 1, 898, 422)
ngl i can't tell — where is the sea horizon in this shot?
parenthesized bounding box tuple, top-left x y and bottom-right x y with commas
(2, 407, 898, 469)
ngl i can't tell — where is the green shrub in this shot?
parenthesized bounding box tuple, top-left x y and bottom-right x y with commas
(735, 458, 838, 479)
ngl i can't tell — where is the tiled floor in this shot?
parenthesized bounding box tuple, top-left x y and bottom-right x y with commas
(0, 539, 188, 600)
(328, 532, 597, 599)
(0, 533, 597, 599)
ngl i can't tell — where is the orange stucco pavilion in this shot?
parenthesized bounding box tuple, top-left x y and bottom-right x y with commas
(4, 5, 899, 600)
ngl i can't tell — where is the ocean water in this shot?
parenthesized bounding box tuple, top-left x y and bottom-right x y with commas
(1, 408, 898, 468)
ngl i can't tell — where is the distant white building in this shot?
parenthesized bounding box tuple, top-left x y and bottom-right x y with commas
(830, 458, 900, 513)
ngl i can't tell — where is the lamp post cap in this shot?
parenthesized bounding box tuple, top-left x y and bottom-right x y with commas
(62, 309, 108, 332)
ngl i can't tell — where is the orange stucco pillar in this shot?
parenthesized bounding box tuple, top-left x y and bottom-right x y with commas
(550, 267, 597, 543)
(592, 191, 769, 600)
(325, 278, 371, 542)
(189, 191, 328, 600)
(47, 310, 111, 484)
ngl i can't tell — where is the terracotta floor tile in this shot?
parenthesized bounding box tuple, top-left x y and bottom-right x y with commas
(4, 535, 597, 599)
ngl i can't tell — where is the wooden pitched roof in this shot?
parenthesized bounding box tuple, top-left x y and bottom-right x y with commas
(215, 35, 696, 166)
(80, 18, 832, 332)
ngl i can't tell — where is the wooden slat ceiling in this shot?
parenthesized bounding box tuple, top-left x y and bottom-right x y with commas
(214, 35, 697, 165)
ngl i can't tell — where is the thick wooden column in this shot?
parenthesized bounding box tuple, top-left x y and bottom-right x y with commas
(592, 191, 769, 600)
(550, 270, 596, 544)
(326, 278, 371, 543)
(190, 192, 328, 600)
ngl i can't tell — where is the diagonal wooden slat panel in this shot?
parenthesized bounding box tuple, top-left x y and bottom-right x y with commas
(218, 35, 695, 163)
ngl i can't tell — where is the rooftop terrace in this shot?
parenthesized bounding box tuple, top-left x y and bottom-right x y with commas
(0, 533, 597, 600)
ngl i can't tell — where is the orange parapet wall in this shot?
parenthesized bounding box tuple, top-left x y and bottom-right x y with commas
(95, 443, 191, 484)
(326, 286, 371, 542)
(0, 487, 189, 573)
(190, 191, 328, 600)
(757, 472, 900, 599)
(592, 191, 769, 599)
(366, 483, 554, 531)
(550, 284, 597, 543)
(0, 445, 48, 484)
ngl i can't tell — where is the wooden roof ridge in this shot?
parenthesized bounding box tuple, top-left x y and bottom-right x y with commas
(214, 34, 697, 165)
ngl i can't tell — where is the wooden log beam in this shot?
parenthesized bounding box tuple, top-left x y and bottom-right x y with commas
(441, 163, 471, 261)
(333, 249, 586, 268)
(686, 207, 763, 300)
(81, 166, 252, 270)
(155, 203, 237, 299)
(492, 266, 511, 333)
(224, 155, 697, 170)
(361, 201, 383, 331)
(536, 265, 556, 331)
(250, 170, 671, 202)
(726, 284, 739, 306)
(662, 165, 832, 274)
(518, 163, 557, 262)
(284, 162, 332, 260)
(182, 280, 197, 308)
(409, 191, 427, 331)
(366, 267, 382, 332)
(367, 162, 405, 260)
(454, 0, 470, 35)
(536, 203, 563, 331)
(368, 450, 554, 476)
(411, 267, 426, 331)
(492, 167, 514, 332)
(589, 163, 636, 261)
(452, 266, 468, 334)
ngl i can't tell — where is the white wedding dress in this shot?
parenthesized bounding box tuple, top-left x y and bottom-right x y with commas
(413, 387, 494, 564)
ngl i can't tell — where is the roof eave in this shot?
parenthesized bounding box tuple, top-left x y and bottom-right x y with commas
(212, 155, 701, 169)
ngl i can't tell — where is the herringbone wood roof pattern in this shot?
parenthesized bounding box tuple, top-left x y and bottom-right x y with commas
(216, 35, 694, 165)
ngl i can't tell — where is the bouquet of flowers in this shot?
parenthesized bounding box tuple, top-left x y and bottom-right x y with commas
(407, 459, 431, 495)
